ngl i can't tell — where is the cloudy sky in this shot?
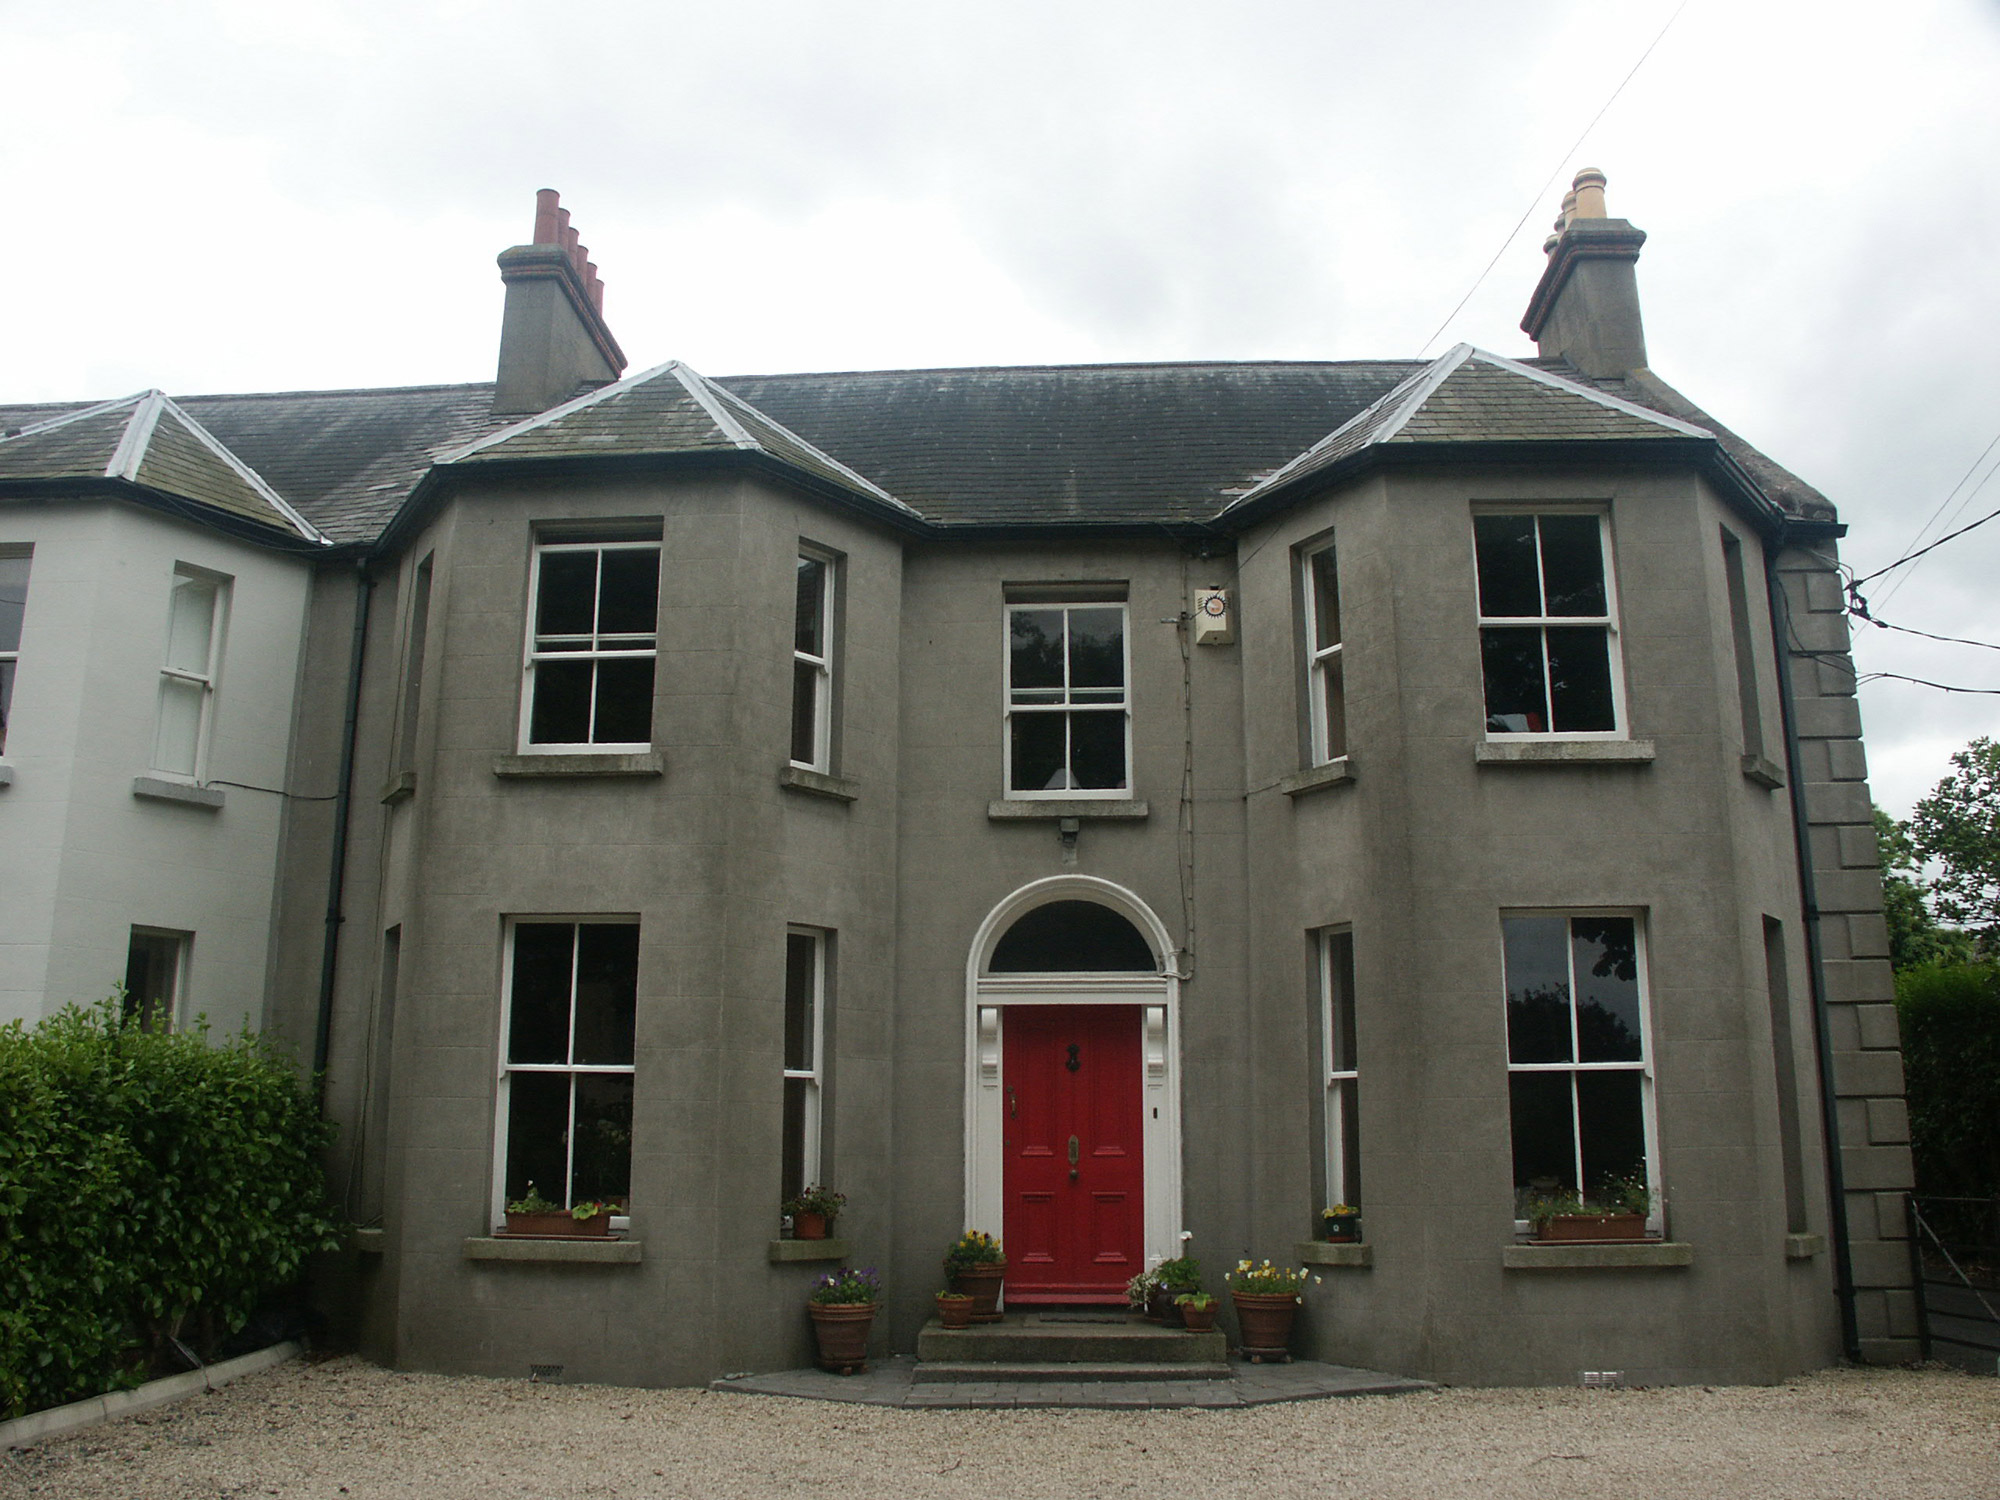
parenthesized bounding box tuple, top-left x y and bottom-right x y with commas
(5, 0, 1996, 812)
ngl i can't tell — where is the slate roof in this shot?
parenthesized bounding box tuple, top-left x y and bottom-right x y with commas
(444, 361, 912, 516)
(0, 392, 324, 542)
(0, 350, 1834, 548)
(1224, 346, 1711, 512)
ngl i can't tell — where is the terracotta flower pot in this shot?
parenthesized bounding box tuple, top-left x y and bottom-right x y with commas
(807, 1302, 876, 1374)
(792, 1211, 831, 1240)
(1536, 1212, 1646, 1243)
(1232, 1291, 1299, 1363)
(1179, 1302, 1217, 1333)
(949, 1260, 1006, 1323)
(935, 1292, 975, 1329)
(504, 1209, 610, 1238)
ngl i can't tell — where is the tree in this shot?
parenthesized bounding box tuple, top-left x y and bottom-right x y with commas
(1875, 806, 1973, 970)
(1910, 736, 2000, 954)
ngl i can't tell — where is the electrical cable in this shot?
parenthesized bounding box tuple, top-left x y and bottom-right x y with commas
(1416, 0, 1691, 358)
(1873, 425, 2000, 607)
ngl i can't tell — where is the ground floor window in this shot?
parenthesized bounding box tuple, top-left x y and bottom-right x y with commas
(1318, 929, 1360, 1208)
(123, 927, 188, 1030)
(498, 919, 637, 1211)
(1502, 912, 1653, 1216)
(782, 928, 828, 1206)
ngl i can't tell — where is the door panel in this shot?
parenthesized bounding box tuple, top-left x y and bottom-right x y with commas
(1002, 1005, 1144, 1301)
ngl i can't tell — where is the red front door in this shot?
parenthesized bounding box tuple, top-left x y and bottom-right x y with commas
(1002, 1005, 1144, 1302)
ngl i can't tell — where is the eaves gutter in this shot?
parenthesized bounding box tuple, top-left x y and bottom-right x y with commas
(0, 477, 335, 554)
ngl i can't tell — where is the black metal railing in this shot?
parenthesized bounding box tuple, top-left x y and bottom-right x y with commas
(1907, 1195, 2000, 1372)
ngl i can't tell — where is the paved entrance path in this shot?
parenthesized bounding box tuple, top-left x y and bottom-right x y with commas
(712, 1354, 1432, 1407)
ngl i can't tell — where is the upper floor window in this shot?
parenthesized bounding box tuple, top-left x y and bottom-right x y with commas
(152, 566, 228, 780)
(521, 539, 660, 751)
(791, 550, 836, 771)
(1302, 542, 1346, 763)
(1503, 911, 1655, 1224)
(1006, 601, 1129, 797)
(1474, 512, 1622, 736)
(0, 547, 30, 755)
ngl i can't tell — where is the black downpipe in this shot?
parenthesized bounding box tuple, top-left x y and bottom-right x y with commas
(313, 563, 374, 1105)
(1766, 527, 1862, 1360)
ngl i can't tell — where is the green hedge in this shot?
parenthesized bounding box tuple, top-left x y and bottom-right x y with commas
(1894, 962, 2000, 1200)
(0, 1001, 342, 1419)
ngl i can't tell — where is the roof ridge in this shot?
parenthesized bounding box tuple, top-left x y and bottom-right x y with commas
(670, 364, 759, 451)
(692, 375, 916, 513)
(1461, 349, 1709, 439)
(150, 395, 328, 543)
(719, 358, 1430, 382)
(108, 391, 167, 481)
(175, 380, 497, 403)
(438, 360, 688, 463)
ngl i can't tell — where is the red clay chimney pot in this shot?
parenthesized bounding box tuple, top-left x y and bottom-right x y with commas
(533, 189, 561, 245)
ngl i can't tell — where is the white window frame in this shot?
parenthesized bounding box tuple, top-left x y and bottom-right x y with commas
(517, 538, 660, 754)
(491, 916, 640, 1228)
(782, 927, 828, 1205)
(0, 545, 30, 758)
(1501, 909, 1660, 1233)
(1318, 928, 1360, 1209)
(1300, 541, 1347, 765)
(790, 548, 837, 772)
(151, 565, 230, 782)
(1003, 600, 1133, 800)
(1472, 506, 1627, 740)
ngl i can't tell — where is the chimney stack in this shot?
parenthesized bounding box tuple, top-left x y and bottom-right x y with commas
(1520, 168, 1649, 380)
(493, 189, 627, 415)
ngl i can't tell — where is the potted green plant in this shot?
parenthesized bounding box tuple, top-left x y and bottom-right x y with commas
(1174, 1290, 1218, 1333)
(806, 1265, 881, 1375)
(1321, 1204, 1362, 1242)
(934, 1288, 976, 1329)
(1223, 1259, 1316, 1362)
(783, 1184, 846, 1240)
(942, 1230, 1006, 1322)
(1126, 1269, 1161, 1320)
(1150, 1255, 1202, 1326)
(1523, 1178, 1652, 1243)
(503, 1183, 615, 1238)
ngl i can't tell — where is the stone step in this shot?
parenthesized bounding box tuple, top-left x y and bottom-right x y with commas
(913, 1360, 1232, 1385)
(916, 1313, 1227, 1366)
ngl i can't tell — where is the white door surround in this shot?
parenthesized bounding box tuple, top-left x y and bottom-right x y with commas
(964, 876, 1183, 1271)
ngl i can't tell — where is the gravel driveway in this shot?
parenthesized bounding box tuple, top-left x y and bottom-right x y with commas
(3, 1357, 1993, 1499)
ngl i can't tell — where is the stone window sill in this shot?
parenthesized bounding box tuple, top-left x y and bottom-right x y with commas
(1475, 739, 1656, 767)
(462, 1236, 642, 1264)
(353, 1227, 387, 1255)
(381, 770, 416, 805)
(1785, 1232, 1824, 1261)
(768, 1237, 853, 1263)
(492, 752, 665, 780)
(988, 799, 1149, 821)
(132, 776, 225, 808)
(780, 766, 859, 803)
(1279, 758, 1355, 799)
(1501, 1240, 1692, 1270)
(1294, 1240, 1372, 1268)
(1742, 754, 1787, 790)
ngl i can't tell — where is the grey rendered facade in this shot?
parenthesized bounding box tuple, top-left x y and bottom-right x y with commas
(0, 176, 1914, 1385)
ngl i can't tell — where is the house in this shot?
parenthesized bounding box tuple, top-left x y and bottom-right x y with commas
(0, 174, 1918, 1387)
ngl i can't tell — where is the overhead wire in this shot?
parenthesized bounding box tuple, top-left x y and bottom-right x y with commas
(1416, 0, 1691, 358)
(1873, 424, 2000, 607)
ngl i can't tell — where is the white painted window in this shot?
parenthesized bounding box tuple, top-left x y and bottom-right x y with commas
(790, 550, 836, 771)
(123, 927, 189, 1031)
(782, 928, 828, 1205)
(0, 547, 30, 756)
(1005, 602, 1130, 796)
(520, 540, 659, 751)
(1503, 912, 1657, 1223)
(1474, 511, 1624, 736)
(495, 920, 638, 1216)
(1318, 929, 1360, 1208)
(1302, 542, 1346, 764)
(151, 567, 228, 780)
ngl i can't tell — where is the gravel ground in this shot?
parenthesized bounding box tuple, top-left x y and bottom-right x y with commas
(3, 1356, 1994, 1500)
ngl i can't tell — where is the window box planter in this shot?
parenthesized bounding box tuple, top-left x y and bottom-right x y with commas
(1321, 1212, 1362, 1243)
(503, 1209, 612, 1238)
(1534, 1211, 1646, 1244)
